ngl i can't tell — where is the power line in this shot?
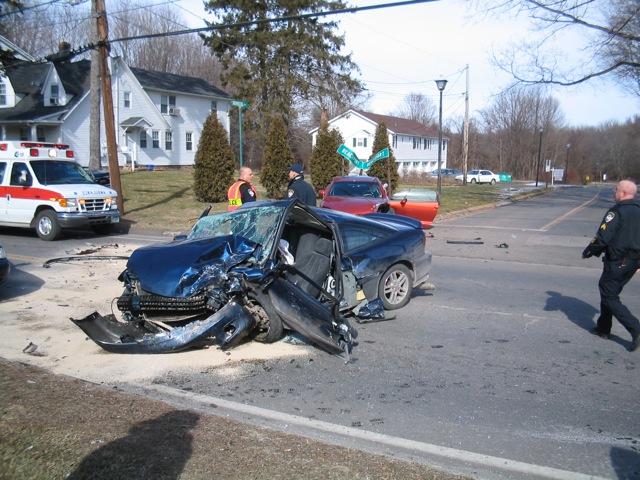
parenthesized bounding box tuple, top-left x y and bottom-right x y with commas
(1, 0, 65, 18)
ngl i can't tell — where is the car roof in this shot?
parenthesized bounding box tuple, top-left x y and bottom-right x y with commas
(330, 176, 380, 184)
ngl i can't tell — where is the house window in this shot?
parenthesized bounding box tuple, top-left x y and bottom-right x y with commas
(356, 138, 367, 147)
(139, 130, 147, 149)
(152, 130, 159, 148)
(443, 141, 447, 151)
(0, 84, 6, 105)
(36, 127, 45, 142)
(392, 135, 397, 148)
(124, 91, 131, 108)
(211, 100, 217, 112)
(412, 138, 417, 149)
(186, 131, 193, 151)
(160, 95, 175, 114)
(50, 84, 59, 105)
(165, 131, 172, 150)
(352, 138, 356, 148)
(19, 128, 28, 140)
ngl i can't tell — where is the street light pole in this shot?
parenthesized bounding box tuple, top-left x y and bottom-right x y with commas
(564, 143, 571, 183)
(535, 127, 543, 187)
(435, 79, 447, 198)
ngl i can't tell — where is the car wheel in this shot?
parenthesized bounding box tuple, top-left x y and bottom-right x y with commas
(91, 224, 114, 235)
(490, 179, 496, 185)
(35, 210, 61, 241)
(470, 178, 476, 184)
(378, 264, 412, 310)
(248, 298, 283, 343)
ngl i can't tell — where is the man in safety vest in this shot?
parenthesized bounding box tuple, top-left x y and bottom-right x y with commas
(227, 167, 257, 211)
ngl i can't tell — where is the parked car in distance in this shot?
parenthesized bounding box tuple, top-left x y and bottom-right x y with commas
(454, 169, 500, 184)
(430, 168, 461, 177)
(319, 176, 392, 215)
(0, 244, 10, 284)
(88, 169, 111, 187)
(388, 189, 439, 228)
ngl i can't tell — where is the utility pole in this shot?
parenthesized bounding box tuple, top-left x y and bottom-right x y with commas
(95, 0, 124, 214)
(462, 64, 469, 186)
(88, 0, 101, 171)
(535, 127, 543, 187)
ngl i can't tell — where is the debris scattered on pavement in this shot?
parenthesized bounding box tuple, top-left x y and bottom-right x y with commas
(495, 243, 509, 248)
(22, 342, 45, 356)
(446, 240, 484, 245)
(43, 255, 129, 268)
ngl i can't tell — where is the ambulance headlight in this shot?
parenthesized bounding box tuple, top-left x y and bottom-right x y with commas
(57, 198, 78, 208)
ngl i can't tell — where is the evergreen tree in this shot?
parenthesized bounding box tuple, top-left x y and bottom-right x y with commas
(367, 122, 400, 193)
(260, 116, 294, 199)
(193, 113, 236, 202)
(310, 124, 346, 192)
(202, 0, 363, 164)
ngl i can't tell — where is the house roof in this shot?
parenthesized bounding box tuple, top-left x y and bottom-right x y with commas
(0, 60, 90, 122)
(353, 110, 439, 137)
(130, 67, 230, 99)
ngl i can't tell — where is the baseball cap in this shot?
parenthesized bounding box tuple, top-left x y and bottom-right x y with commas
(289, 163, 304, 174)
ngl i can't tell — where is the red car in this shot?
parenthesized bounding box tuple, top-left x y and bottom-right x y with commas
(320, 176, 391, 215)
(320, 176, 439, 228)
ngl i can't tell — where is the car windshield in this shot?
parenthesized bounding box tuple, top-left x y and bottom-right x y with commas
(30, 160, 95, 185)
(187, 205, 284, 263)
(469, 169, 479, 174)
(329, 181, 382, 198)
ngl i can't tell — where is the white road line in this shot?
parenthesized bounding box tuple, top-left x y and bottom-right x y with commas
(143, 384, 608, 480)
(439, 224, 545, 232)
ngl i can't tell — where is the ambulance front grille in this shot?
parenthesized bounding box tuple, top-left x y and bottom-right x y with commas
(82, 199, 107, 211)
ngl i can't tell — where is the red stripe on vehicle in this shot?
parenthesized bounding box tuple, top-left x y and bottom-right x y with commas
(3, 186, 63, 200)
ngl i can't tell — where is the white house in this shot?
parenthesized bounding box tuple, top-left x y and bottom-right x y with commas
(0, 54, 231, 168)
(310, 109, 448, 176)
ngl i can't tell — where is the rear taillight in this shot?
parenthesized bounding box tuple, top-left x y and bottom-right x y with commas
(0, 144, 7, 151)
(66, 150, 74, 158)
(29, 148, 39, 156)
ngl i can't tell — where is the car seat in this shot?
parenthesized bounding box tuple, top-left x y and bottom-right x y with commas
(289, 233, 333, 298)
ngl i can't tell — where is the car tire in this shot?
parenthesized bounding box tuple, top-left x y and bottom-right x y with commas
(35, 210, 61, 241)
(91, 224, 114, 235)
(249, 297, 284, 343)
(490, 179, 496, 185)
(470, 178, 476, 184)
(378, 263, 412, 310)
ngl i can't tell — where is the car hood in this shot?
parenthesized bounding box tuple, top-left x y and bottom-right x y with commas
(126, 235, 260, 298)
(321, 196, 386, 214)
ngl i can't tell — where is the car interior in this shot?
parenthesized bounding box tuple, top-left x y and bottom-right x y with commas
(280, 206, 337, 300)
(329, 182, 382, 198)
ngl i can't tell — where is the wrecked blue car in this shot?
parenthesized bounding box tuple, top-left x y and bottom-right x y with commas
(72, 200, 430, 358)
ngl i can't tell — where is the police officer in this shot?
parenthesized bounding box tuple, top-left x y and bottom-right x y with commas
(582, 179, 640, 352)
(286, 163, 316, 206)
(227, 167, 257, 211)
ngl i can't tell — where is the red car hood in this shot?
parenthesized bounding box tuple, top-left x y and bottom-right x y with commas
(321, 196, 386, 215)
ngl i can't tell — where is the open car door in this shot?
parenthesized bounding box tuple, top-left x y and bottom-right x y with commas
(388, 188, 439, 228)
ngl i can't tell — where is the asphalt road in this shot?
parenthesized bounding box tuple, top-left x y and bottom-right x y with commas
(1, 184, 638, 480)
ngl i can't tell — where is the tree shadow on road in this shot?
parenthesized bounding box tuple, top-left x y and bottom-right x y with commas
(67, 410, 199, 480)
(610, 446, 640, 480)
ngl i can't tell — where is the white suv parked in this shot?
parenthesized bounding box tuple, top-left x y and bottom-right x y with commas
(0, 141, 120, 240)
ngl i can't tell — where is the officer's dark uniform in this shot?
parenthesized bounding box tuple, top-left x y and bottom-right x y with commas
(287, 174, 316, 206)
(583, 197, 640, 349)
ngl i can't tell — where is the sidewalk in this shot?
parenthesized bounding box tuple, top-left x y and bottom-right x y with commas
(0, 359, 469, 480)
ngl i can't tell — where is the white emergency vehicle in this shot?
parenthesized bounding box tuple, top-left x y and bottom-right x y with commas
(0, 142, 120, 240)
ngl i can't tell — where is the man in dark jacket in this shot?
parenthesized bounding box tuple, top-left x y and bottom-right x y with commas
(286, 163, 316, 206)
(583, 179, 640, 352)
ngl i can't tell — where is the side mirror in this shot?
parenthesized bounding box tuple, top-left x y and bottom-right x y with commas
(400, 197, 408, 206)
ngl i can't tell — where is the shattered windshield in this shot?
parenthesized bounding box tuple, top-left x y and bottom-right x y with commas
(187, 206, 284, 263)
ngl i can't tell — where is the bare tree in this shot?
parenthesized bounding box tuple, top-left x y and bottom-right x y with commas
(480, 86, 563, 178)
(487, 0, 640, 95)
(393, 92, 436, 126)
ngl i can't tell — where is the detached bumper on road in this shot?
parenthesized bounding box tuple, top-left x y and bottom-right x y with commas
(71, 301, 256, 353)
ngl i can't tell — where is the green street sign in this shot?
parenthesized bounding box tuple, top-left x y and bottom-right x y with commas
(337, 144, 359, 163)
(369, 147, 389, 163)
(231, 99, 250, 108)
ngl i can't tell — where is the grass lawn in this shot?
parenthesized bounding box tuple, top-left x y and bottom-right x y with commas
(119, 169, 515, 231)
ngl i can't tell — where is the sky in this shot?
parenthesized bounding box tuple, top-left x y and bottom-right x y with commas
(173, 0, 639, 128)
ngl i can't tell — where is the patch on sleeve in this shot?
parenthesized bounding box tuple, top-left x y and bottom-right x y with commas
(605, 212, 615, 223)
(248, 190, 255, 197)
(287, 189, 294, 198)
